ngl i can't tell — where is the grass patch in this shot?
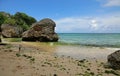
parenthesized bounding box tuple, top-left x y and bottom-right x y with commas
(30, 58, 35, 62)
(16, 53, 21, 57)
(60, 67, 66, 71)
(16, 53, 35, 62)
(78, 59, 86, 63)
(3, 38, 22, 42)
(6, 45, 12, 48)
(44, 62, 52, 67)
(104, 70, 119, 76)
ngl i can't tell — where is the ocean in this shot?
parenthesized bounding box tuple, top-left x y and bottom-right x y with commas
(58, 33, 120, 48)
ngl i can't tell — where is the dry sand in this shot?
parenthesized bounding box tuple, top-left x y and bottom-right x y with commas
(0, 42, 120, 76)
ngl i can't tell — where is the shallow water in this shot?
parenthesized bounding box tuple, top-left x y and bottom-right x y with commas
(19, 42, 118, 60)
(54, 45, 118, 60)
(2, 37, 120, 60)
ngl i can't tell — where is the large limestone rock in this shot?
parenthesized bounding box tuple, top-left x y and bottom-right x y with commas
(22, 18, 59, 42)
(1, 24, 23, 38)
(107, 50, 120, 69)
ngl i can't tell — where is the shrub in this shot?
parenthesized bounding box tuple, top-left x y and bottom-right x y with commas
(4, 18, 16, 25)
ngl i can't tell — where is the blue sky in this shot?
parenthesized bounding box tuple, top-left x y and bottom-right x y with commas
(0, 0, 120, 33)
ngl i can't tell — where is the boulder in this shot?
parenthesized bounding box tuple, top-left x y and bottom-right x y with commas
(22, 18, 59, 42)
(107, 50, 120, 69)
(1, 24, 23, 38)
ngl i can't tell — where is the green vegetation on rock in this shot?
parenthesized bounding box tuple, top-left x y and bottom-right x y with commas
(4, 18, 16, 25)
(0, 11, 37, 31)
(0, 12, 10, 25)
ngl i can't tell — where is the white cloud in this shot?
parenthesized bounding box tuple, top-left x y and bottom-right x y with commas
(90, 20, 98, 30)
(55, 14, 120, 33)
(55, 17, 91, 33)
(98, 0, 120, 7)
(98, 16, 120, 32)
(104, 0, 120, 7)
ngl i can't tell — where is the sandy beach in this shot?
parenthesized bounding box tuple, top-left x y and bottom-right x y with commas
(0, 42, 120, 76)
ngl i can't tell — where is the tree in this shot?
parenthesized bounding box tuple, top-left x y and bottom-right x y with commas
(0, 12, 37, 31)
(0, 12, 10, 32)
(14, 12, 37, 26)
(0, 12, 8, 26)
(21, 23, 29, 31)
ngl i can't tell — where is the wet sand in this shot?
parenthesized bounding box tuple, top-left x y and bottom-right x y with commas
(0, 42, 120, 76)
(17, 42, 118, 59)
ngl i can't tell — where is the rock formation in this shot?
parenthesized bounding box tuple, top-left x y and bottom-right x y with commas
(107, 50, 120, 69)
(22, 18, 59, 42)
(1, 24, 23, 38)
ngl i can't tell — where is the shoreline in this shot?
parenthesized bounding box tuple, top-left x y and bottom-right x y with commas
(2, 37, 120, 48)
(1, 41, 119, 60)
(16, 41, 118, 60)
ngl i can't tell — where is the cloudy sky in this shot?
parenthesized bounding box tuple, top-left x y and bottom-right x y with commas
(0, 0, 120, 33)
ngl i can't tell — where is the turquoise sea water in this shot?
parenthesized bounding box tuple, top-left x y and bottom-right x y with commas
(58, 33, 120, 47)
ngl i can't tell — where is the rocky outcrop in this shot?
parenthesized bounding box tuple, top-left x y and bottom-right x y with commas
(22, 18, 59, 42)
(1, 24, 23, 38)
(107, 50, 120, 69)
